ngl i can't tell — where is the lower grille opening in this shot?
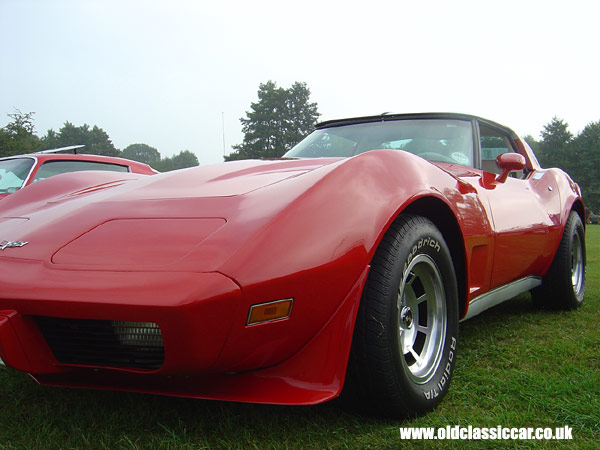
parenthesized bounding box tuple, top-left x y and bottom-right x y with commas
(33, 317, 164, 370)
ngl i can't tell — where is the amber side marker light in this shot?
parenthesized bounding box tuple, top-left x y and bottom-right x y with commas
(247, 298, 293, 326)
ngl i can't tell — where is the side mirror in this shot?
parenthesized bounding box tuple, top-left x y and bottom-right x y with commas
(495, 153, 526, 183)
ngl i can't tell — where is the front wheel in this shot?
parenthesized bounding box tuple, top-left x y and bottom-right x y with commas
(345, 214, 459, 417)
(532, 211, 586, 309)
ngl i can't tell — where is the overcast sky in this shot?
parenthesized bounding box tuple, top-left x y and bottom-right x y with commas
(1, 0, 599, 165)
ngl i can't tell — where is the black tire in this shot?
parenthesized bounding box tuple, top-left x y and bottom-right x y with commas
(344, 214, 459, 418)
(532, 211, 586, 309)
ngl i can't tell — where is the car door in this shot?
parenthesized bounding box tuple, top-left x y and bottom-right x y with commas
(475, 121, 562, 289)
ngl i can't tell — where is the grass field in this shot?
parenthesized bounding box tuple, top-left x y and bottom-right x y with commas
(1, 227, 599, 449)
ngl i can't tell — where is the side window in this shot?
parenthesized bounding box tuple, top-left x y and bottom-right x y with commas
(479, 124, 521, 177)
(33, 160, 129, 183)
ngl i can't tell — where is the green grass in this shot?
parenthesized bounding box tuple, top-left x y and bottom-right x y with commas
(1, 227, 599, 449)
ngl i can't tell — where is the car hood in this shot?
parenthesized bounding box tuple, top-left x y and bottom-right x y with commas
(0, 158, 342, 267)
(0, 158, 340, 213)
(0, 158, 339, 210)
(121, 158, 341, 199)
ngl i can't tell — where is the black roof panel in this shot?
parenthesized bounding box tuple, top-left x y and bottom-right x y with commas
(316, 112, 516, 137)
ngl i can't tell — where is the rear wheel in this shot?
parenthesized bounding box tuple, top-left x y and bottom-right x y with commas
(532, 211, 586, 309)
(345, 214, 459, 417)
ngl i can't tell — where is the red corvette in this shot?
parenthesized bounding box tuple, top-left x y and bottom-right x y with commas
(0, 113, 586, 417)
(0, 148, 157, 200)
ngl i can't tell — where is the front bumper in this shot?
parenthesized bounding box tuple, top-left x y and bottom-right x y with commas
(0, 257, 241, 375)
(0, 257, 368, 405)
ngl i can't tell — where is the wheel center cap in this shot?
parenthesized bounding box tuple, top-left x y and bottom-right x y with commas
(400, 306, 414, 329)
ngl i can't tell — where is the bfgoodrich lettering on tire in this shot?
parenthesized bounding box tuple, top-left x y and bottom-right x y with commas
(532, 211, 586, 309)
(345, 214, 459, 417)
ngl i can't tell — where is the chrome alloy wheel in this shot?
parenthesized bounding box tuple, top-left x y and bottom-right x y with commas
(571, 232, 584, 295)
(397, 254, 447, 384)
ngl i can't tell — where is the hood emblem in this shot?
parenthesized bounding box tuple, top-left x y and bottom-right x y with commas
(0, 241, 28, 250)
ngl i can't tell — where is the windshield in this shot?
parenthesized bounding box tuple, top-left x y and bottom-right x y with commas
(0, 158, 35, 194)
(284, 119, 474, 166)
(32, 160, 129, 183)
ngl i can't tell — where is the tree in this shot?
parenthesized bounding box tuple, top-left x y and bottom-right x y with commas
(571, 121, 600, 213)
(522, 134, 540, 155)
(534, 117, 600, 213)
(226, 81, 320, 161)
(40, 122, 120, 156)
(153, 150, 199, 172)
(4, 110, 36, 135)
(537, 117, 573, 170)
(0, 110, 43, 156)
(122, 143, 161, 165)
